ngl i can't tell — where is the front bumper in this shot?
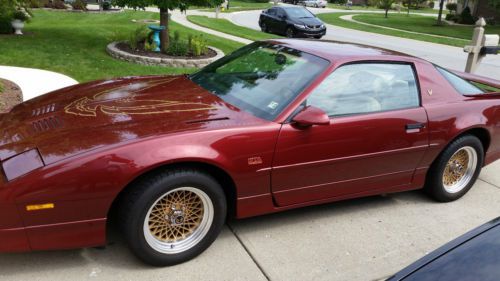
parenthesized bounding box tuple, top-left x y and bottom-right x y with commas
(295, 28, 326, 38)
(0, 203, 31, 252)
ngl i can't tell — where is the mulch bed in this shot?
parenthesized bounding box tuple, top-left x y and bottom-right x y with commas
(116, 42, 218, 60)
(0, 78, 23, 113)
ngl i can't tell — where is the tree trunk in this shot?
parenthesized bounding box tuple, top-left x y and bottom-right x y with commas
(160, 8, 169, 53)
(385, 8, 389, 18)
(407, 0, 410, 15)
(437, 0, 445, 25)
(99, 0, 103, 11)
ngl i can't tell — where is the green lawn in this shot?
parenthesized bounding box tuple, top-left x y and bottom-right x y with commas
(194, 0, 272, 12)
(0, 10, 244, 82)
(317, 12, 469, 47)
(187, 15, 281, 41)
(354, 13, 500, 40)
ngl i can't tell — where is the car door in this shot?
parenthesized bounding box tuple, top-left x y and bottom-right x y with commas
(264, 7, 279, 32)
(271, 62, 429, 206)
(275, 8, 289, 34)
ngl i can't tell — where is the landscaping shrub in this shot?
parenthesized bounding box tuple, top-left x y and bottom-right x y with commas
(485, 17, 497, 25)
(458, 7, 476, 24)
(102, 1, 111, 10)
(45, 0, 67, 9)
(128, 25, 149, 50)
(445, 13, 458, 22)
(446, 2, 457, 13)
(166, 40, 189, 56)
(71, 0, 87, 10)
(189, 34, 208, 56)
(12, 10, 29, 21)
(427, 0, 434, 8)
(28, 0, 42, 8)
(0, 16, 12, 34)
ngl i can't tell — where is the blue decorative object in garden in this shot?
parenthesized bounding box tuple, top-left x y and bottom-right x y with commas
(148, 25, 166, 52)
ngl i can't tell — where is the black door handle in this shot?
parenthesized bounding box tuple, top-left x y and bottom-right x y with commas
(406, 123, 426, 130)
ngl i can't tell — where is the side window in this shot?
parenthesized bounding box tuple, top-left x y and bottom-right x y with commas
(276, 8, 285, 18)
(307, 63, 420, 116)
(267, 8, 277, 16)
(435, 66, 484, 95)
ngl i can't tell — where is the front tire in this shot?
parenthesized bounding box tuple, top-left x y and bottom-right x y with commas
(121, 169, 227, 266)
(261, 22, 268, 33)
(425, 135, 484, 202)
(286, 27, 295, 38)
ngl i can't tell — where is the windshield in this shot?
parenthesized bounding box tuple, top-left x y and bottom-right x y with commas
(189, 42, 329, 120)
(286, 7, 315, 18)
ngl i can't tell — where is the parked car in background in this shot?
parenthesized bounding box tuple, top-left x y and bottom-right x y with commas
(281, 0, 301, 4)
(388, 217, 500, 281)
(259, 6, 327, 38)
(302, 0, 327, 8)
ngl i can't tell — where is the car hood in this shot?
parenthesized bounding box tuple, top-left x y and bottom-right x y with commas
(0, 75, 263, 165)
(294, 17, 323, 26)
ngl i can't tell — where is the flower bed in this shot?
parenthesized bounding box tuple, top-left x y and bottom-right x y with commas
(107, 41, 224, 68)
(0, 78, 23, 113)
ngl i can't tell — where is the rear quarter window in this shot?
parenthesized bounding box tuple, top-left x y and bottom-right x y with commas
(436, 66, 484, 95)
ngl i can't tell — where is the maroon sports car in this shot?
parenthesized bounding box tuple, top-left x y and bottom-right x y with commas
(1, 39, 499, 266)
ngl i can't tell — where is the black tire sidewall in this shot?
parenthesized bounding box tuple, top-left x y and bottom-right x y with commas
(124, 170, 227, 266)
(426, 135, 484, 202)
(286, 27, 294, 38)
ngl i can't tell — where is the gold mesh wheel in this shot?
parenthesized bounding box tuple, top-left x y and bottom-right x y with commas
(143, 187, 214, 254)
(442, 146, 478, 194)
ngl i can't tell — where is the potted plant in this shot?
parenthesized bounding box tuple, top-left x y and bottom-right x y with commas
(11, 11, 28, 35)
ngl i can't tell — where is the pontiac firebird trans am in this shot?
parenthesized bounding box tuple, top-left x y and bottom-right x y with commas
(0, 40, 499, 266)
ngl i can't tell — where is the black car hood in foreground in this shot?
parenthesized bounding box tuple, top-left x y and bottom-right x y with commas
(387, 217, 500, 281)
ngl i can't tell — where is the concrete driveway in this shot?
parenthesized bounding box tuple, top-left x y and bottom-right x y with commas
(1, 160, 499, 281)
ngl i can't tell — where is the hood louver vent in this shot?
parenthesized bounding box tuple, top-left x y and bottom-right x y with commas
(32, 116, 62, 133)
(32, 103, 56, 117)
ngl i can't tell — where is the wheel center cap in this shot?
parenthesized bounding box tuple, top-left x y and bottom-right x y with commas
(167, 209, 185, 226)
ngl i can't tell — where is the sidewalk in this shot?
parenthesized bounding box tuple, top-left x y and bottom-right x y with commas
(0, 66, 77, 101)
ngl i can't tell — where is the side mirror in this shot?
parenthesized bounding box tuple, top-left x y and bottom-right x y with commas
(292, 106, 330, 127)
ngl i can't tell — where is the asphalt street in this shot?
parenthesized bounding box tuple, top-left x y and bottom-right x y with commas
(226, 7, 500, 79)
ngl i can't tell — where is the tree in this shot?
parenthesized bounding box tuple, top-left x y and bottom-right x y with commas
(489, 0, 500, 11)
(379, 0, 396, 17)
(113, 0, 222, 52)
(436, 0, 445, 25)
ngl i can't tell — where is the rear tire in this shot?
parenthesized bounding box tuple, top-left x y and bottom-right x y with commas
(425, 135, 484, 202)
(314, 35, 322, 39)
(120, 168, 227, 266)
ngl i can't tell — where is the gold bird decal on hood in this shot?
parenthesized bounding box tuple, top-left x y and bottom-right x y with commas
(65, 78, 216, 117)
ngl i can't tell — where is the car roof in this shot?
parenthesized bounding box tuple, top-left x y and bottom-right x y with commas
(267, 39, 419, 63)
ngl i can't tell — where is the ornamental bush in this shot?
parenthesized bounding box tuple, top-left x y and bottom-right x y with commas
(0, 16, 12, 34)
(71, 0, 87, 10)
(458, 6, 476, 24)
